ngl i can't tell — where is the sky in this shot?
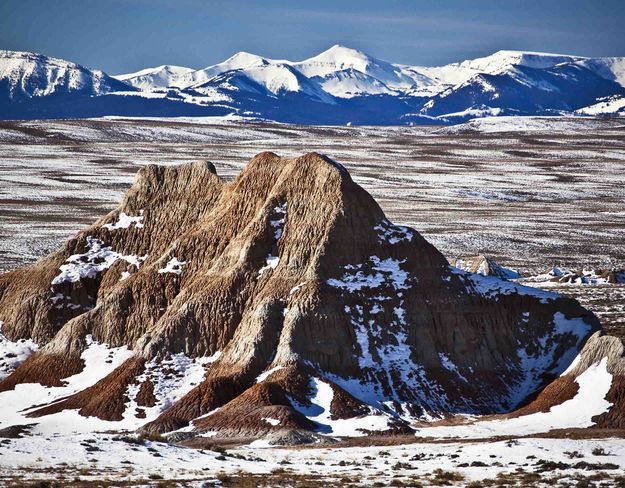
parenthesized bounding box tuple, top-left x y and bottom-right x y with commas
(1, 0, 624, 74)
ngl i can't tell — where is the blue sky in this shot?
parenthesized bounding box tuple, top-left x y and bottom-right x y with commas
(2, 0, 624, 74)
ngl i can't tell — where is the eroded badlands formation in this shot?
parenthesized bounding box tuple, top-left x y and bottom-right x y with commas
(0, 152, 623, 443)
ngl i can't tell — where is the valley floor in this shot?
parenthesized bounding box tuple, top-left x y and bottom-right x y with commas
(1, 432, 625, 487)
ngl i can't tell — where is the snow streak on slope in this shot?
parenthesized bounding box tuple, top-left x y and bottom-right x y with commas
(0, 334, 221, 435)
(315, 68, 396, 98)
(124, 352, 221, 424)
(0, 321, 38, 379)
(325, 256, 453, 422)
(289, 377, 391, 436)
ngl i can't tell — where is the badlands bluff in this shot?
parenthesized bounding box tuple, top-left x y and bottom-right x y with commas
(0, 152, 623, 443)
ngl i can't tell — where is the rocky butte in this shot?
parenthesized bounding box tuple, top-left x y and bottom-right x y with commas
(0, 152, 623, 443)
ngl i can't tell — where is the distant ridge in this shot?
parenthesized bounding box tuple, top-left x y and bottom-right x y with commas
(1, 46, 624, 123)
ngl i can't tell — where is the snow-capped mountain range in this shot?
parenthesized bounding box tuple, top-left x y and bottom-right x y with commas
(1, 45, 624, 123)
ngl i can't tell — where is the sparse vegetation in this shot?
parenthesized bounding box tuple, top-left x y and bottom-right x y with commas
(431, 468, 465, 485)
(565, 450, 585, 459)
(139, 431, 166, 443)
(215, 471, 231, 483)
(591, 447, 611, 456)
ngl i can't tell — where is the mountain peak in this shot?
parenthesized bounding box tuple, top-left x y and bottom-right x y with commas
(307, 44, 372, 64)
(294, 45, 378, 81)
(224, 51, 269, 66)
(115, 64, 193, 84)
(1, 49, 76, 68)
(324, 44, 368, 56)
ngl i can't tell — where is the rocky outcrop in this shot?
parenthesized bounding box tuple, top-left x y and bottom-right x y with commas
(454, 255, 520, 280)
(527, 267, 625, 285)
(0, 152, 610, 440)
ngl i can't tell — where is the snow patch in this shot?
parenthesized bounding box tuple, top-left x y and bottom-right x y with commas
(0, 321, 38, 380)
(256, 365, 284, 383)
(103, 210, 144, 230)
(327, 256, 410, 292)
(258, 202, 287, 276)
(374, 219, 413, 244)
(258, 255, 280, 276)
(269, 202, 287, 240)
(52, 237, 146, 285)
(158, 257, 186, 275)
(289, 282, 306, 296)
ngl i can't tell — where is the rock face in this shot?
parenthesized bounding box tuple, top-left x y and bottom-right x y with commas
(0, 152, 614, 441)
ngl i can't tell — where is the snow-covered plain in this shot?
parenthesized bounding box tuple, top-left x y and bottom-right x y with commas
(1, 432, 624, 486)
